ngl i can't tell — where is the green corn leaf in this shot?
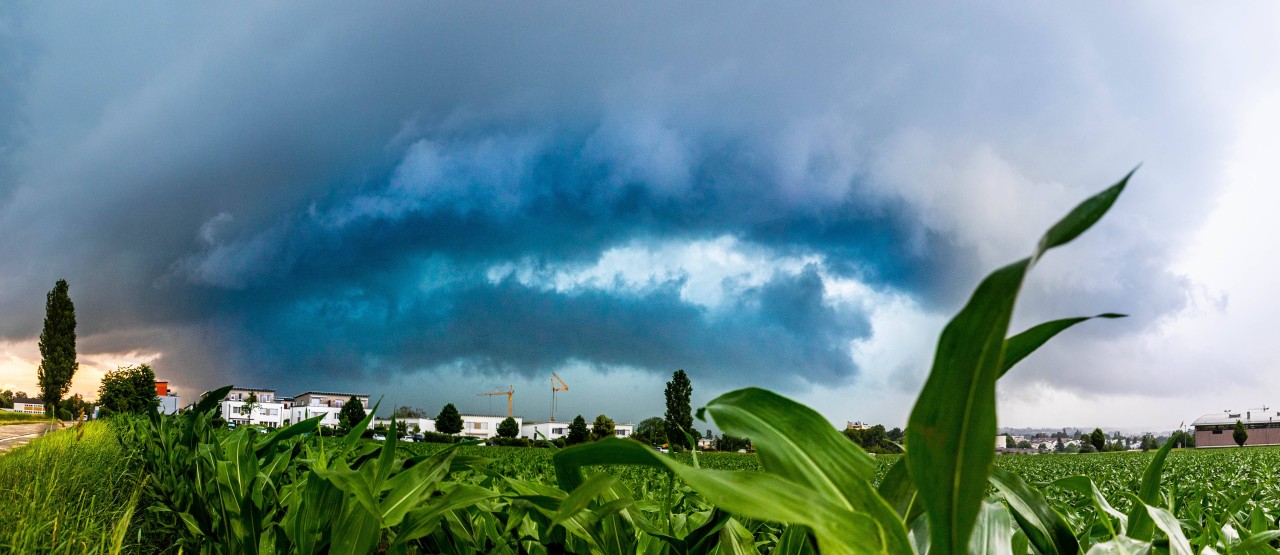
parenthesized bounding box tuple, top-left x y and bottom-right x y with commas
(1127, 436, 1175, 540)
(314, 463, 381, 525)
(553, 473, 619, 526)
(1050, 475, 1127, 537)
(990, 467, 1079, 555)
(771, 524, 817, 555)
(716, 517, 762, 555)
(255, 414, 324, 456)
(330, 504, 383, 555)
(1000, 314, 1127, 378)
(391, 484, 501, 548)
(877, 457, 923, 525)
(341, 400, 380, 452)
(195, 385, 234, 415)
(554, 437, 886, 555)
(1083, 536, 1151, 555)
(1143, 504, 1192, 555)
(379, 447, 457, 527)
(906, 173, 1130, 554)
(697, 388, 910, 552)
(967, 502, 1014, 555)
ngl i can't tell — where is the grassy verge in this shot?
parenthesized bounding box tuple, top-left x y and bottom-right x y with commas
(0, 421, 144, 554)
(0, 411, 52, 423)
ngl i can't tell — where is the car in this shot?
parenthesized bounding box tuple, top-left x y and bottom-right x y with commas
(371, 433, 386, 441)
(401, 435, 415, 443)
(655, 447, 669, 453)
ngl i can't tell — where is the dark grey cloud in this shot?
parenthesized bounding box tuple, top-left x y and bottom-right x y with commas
(0, 3, 1261, 404)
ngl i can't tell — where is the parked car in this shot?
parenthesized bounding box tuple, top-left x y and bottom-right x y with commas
(401, 435, 415, 443)
(371, 433, 386, 441)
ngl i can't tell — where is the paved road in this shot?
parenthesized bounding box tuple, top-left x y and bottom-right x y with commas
(0, 421, 67, 454)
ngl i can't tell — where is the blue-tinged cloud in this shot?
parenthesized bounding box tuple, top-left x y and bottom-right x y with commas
(0, 3, 1261, 403)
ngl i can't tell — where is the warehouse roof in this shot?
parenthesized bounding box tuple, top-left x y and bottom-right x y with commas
(1193, 410, 1280, 427)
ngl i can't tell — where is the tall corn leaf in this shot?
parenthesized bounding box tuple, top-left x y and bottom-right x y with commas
(906, 173, 1129, 553)
(1143, 504, 1192, 555)
(1127, 436, 1174, 540)
(698, 388, 911, 552)
(1000, 314, 1126, 378)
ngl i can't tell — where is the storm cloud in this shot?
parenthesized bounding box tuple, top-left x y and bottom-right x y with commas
(0, 3, 1271, 424)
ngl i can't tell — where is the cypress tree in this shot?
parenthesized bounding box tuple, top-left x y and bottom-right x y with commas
(664, 369, 693, 449)
(37, 279, 77, 417)
(1234, 420, 1249, 447)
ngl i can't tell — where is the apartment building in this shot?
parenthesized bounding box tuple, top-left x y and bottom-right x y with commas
(287, 391, 370, 429)
(520, 421, 634, 441)
(220, 387, 286, 428)
(156, 380, 181, 415)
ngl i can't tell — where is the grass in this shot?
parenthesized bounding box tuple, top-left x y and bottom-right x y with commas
(0, 411, 53, 423)
(0, 421, 143, 554)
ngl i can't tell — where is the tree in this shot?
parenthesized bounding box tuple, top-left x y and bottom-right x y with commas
(37, 279, 78, 417)
(1234, 420, 1249, 447)
(1079, 443, 1096, 454)
(242, 392, 261, 418)
(62, 393, 92, 419)
(1055, 438, 1065, 453)
(664, 369, 693, 450)
(497, 416, 519, 438)
(566, 414, 589, 445)
(337, 395, 367, 432)
(1090, 428, 1106, 452)
(591, 414, 616, 441)
(887, 427, 904, 442)
(97, 364, 158, 415)
(718, 434, 751, 452)
(1005, 435, 1016, 449)
(394, 405, 427, 419)
(634, 417, 665, 445)
(435, 403, 463, 435)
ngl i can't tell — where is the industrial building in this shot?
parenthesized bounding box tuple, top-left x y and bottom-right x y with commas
(1193, 409, 1280, 447)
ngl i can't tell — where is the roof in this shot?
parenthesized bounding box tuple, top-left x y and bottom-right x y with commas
(228, 387, 276, 392)
(1193, 410, 1280, 427)
(13, 397, 42, 404)
(291, 391, 368, 398)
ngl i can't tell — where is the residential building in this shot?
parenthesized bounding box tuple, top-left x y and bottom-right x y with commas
(287, 391, 370, 429)
(371, 417, 435, 435)
(459, 414, 522, 439)
(12, 397, 44, 415)
(220, 387, 285, 428)
(520, 421, 633, 441)
(156, 380, 181, 415)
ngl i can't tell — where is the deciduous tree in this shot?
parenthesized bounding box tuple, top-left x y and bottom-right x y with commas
(497, 416, 519, 438)
(634, 417, 665, 445)
(591, 414, 615, 441)
(1090, 428, 1106, 452)
(37, 280, 78, 417)
(97, 364, 158, 415)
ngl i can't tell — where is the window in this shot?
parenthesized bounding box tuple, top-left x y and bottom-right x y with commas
(333, 400, 344, 408)
(553, 428, 566, 435)
(466, 422, 488, 430)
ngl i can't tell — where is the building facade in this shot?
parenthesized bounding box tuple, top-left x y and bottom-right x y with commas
(156, 380, 181, 415)
(287, 391, 370, 429)
(1193, 410, 1280, 448)
(12, 397, 44, 415)
(520, 421, 633, 441)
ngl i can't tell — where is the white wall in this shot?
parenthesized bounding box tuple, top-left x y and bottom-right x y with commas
(221, 401, 285, 428)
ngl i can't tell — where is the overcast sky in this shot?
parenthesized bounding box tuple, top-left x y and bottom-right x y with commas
(0, 4, 1277, 432)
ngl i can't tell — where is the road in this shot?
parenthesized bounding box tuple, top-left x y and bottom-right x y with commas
(0, 421, 67, 454)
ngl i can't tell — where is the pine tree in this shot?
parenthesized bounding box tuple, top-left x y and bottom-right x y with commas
(337, 395, 366, 432)
(37, 279, 77, 417)
(436, 403, 463, 435)
(664, 369, 693, 450)
(497, 416, 519, 438)
(566, 414, 589, 445)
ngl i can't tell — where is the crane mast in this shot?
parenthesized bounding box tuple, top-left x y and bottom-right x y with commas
(477, 386, 514, 418)
(550, 372, 569, 421)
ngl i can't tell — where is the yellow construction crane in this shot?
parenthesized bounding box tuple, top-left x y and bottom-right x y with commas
(550, 372, 569, 421)
(477, 386, 514, 418)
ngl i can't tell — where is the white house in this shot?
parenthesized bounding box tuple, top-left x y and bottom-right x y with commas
(520, 421, 634, 441)
(286, 391, 370, 429)
(220, 387, 286, 428)
(459, 414, 522, 439)
(156, 380, 180, 415)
